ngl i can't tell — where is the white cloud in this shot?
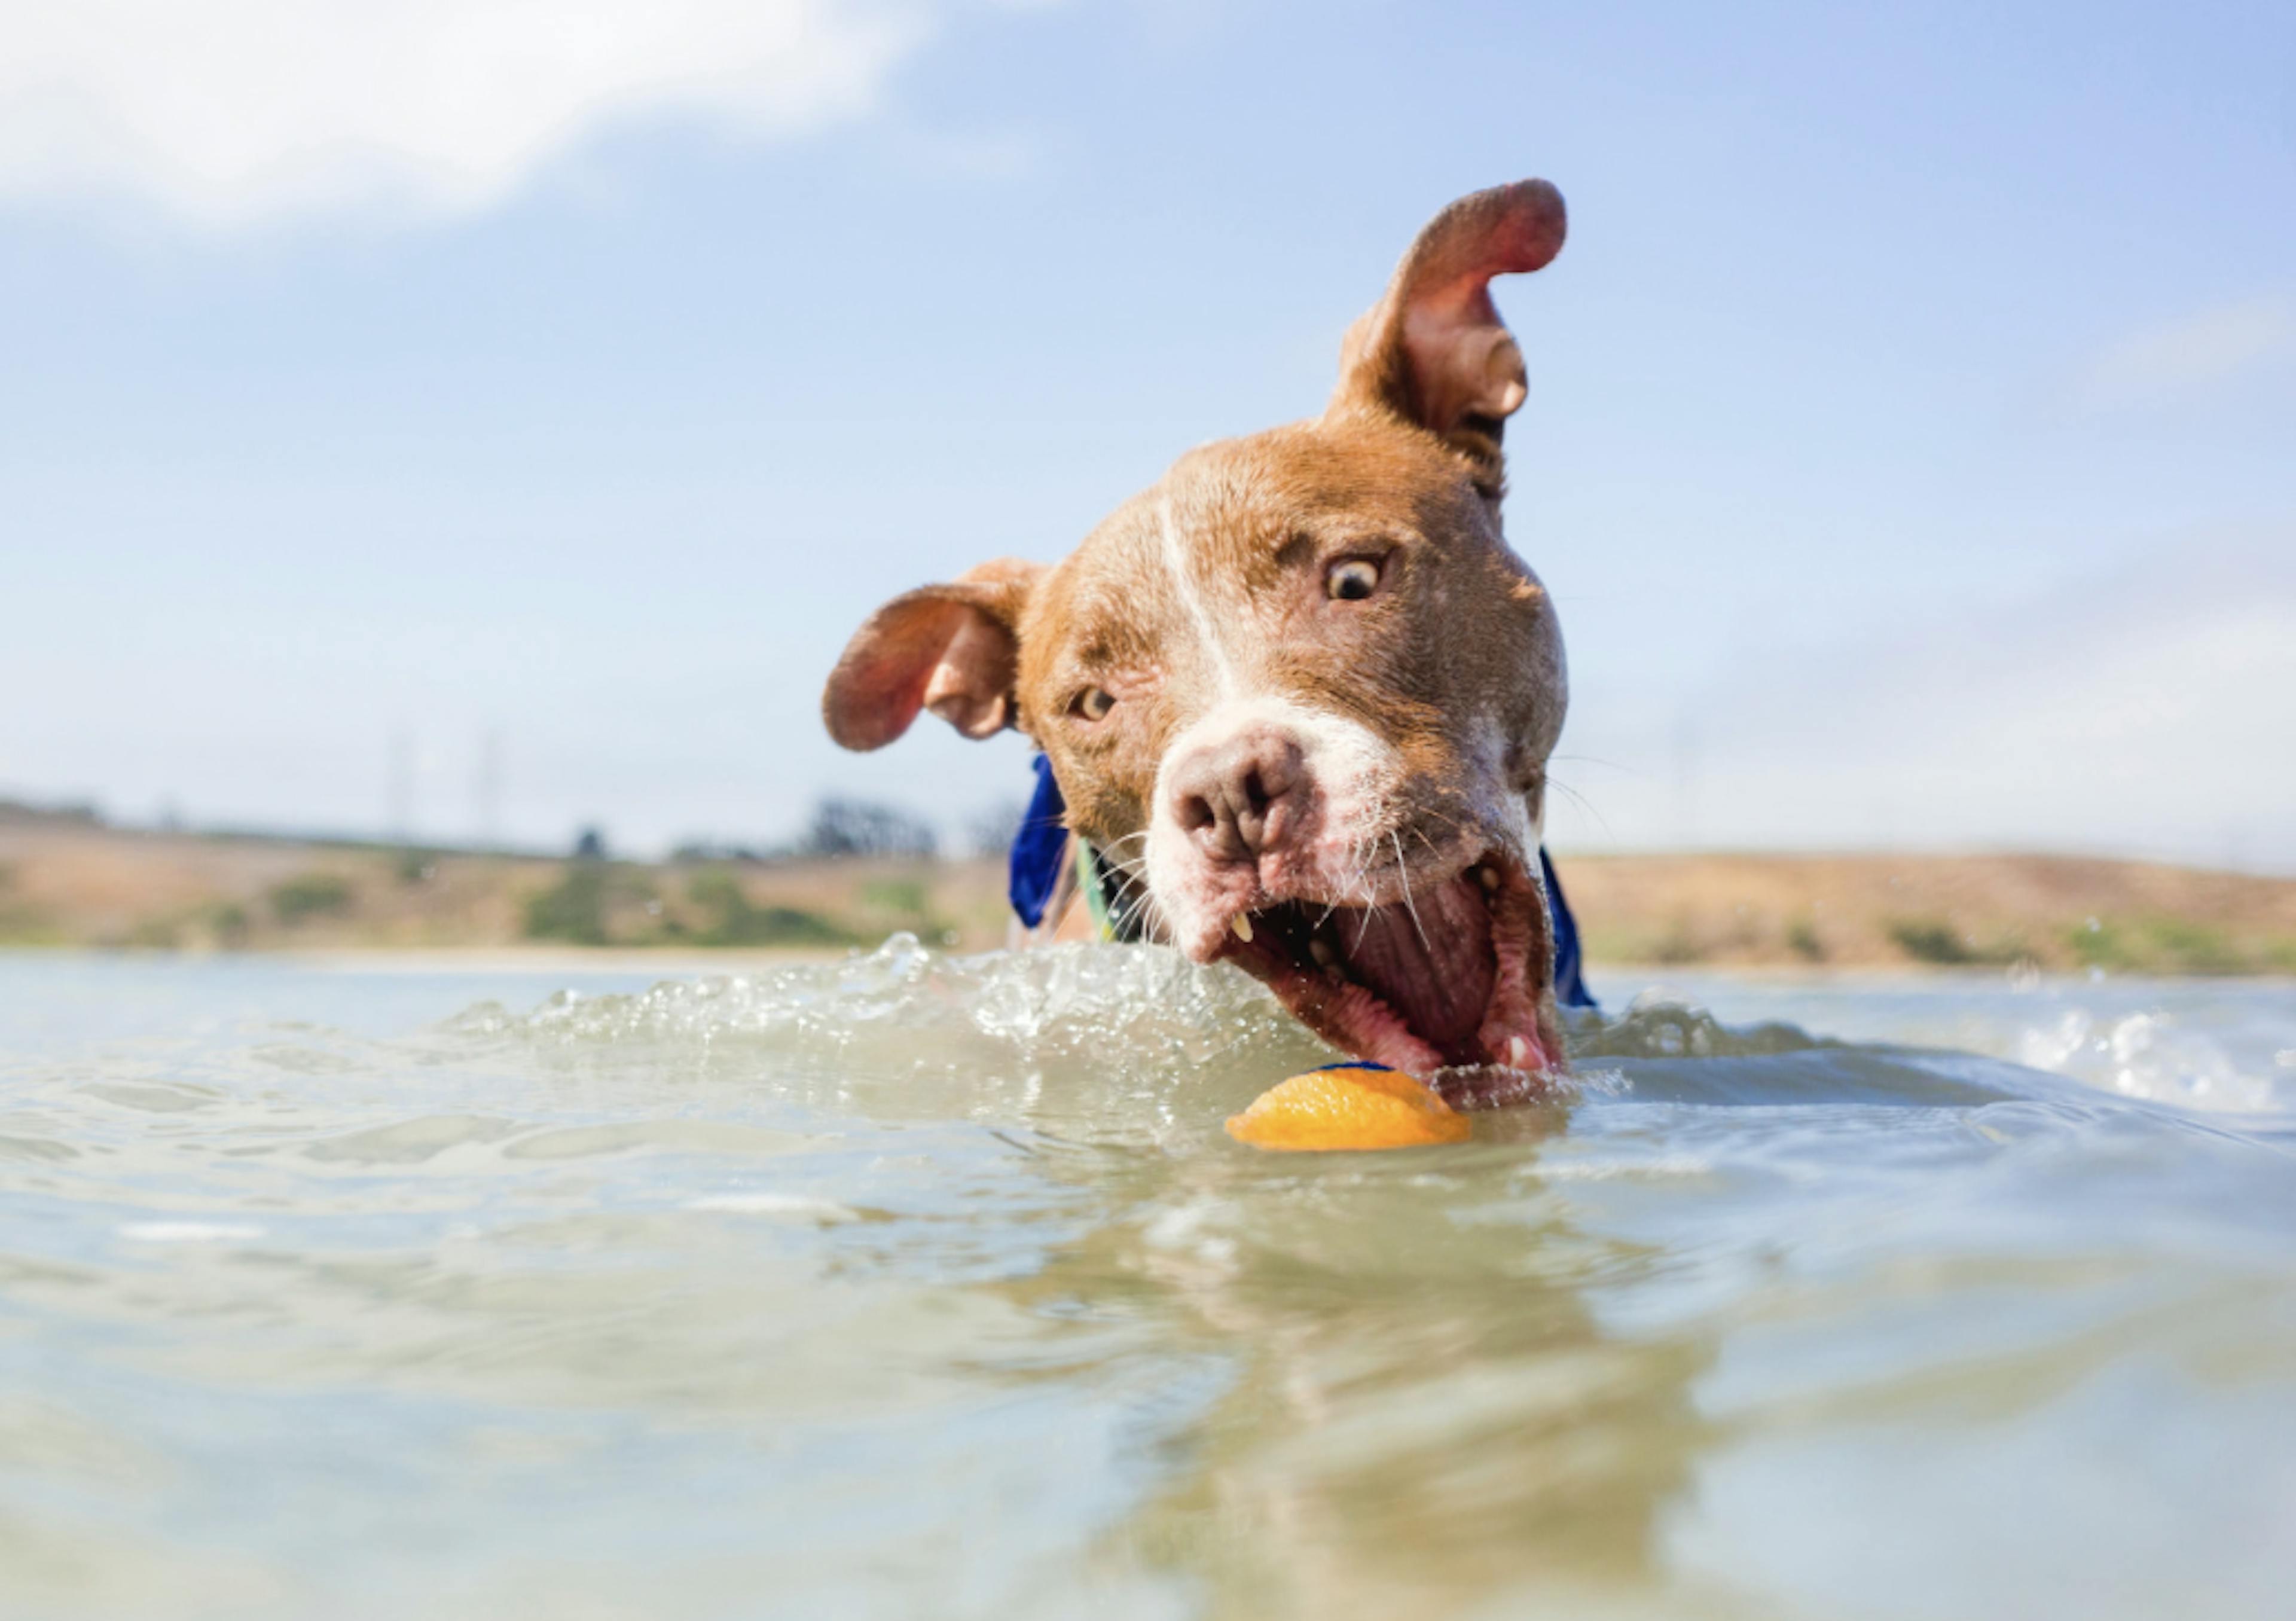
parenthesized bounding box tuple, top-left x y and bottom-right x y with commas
(0, 1, 935, 225)
(2075, 294, 2296, 410)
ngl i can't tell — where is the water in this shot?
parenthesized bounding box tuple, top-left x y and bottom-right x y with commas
(2, 944, 2292, 1620)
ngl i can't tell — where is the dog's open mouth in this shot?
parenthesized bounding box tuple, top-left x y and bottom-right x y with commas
(1214, 847, 1562, 1098)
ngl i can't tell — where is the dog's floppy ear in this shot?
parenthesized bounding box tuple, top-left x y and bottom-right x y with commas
(823, 558, 1045, 750)
(1327, 179, 1567, 483)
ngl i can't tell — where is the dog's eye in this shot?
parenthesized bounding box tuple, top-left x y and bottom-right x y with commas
(1071, 686, 1116, 722)
(1326, 558, 1382, 601)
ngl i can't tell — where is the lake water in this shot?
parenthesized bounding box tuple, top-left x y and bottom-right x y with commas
(2, 944, 2292, 1619)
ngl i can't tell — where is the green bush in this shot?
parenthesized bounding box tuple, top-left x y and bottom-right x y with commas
(1888, 917, 2020, 967)
(2142, 918, 2245, 975)
(686, 871, 848, 947)
(524, 864, 610, 945)
(207, 903, 251, 948)
(860, 877, 930, 918)
(270, 872, 354, 923)
(2070, 915, 2273, 976)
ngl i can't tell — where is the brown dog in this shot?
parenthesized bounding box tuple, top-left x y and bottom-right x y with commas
(823, 181, 1573, 1089)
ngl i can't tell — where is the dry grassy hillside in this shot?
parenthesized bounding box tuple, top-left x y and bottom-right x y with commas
(2, 818, 2292, 974)
(0, 822, 1006, 954)
(1562, 852, 2296, 975)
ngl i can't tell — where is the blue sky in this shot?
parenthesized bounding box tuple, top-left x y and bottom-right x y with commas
(3, 1, 2292, 867)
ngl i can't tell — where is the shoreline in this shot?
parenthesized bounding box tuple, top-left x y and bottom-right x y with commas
(3, 944, 2290, 993)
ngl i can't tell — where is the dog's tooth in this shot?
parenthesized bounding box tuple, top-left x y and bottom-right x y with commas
(1230, 913, 1254, 944)
(1476, 865, 1501, 893)
(1507, 1035, 1530, 1069)
(1309, 936, 1335, 969)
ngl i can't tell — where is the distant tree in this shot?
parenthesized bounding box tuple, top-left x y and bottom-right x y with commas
(0, 798, 102, 828)
(670, 839, 763, 865)
(801, 798, 938, 860)
(572, 826, 608, 861)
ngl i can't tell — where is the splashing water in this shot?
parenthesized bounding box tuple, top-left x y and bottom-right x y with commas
(1, 945, 2292, 1621)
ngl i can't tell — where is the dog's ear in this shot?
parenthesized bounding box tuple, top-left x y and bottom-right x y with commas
(1327, 179, 1566, 485)
(823, 558, 1045, 750)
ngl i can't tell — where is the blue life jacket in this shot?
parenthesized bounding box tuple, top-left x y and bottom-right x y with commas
(1008, 753, 1595, 1009)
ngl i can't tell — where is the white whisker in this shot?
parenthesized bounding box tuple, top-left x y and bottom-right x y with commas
(1391, 830, 1432, 955)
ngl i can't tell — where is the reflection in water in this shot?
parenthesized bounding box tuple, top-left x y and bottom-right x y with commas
(995, 1135, 1715, 1617)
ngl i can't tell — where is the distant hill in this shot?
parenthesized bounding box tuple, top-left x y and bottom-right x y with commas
(1, 819, 2291, 975)
(1560, 851, 2296, 976)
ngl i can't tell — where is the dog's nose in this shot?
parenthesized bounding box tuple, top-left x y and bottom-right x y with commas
(1167, 729, 1308, 865)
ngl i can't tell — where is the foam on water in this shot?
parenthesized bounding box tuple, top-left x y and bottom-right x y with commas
(430, 935, 2296, 1139)
(1616, 964, 2296, 1116)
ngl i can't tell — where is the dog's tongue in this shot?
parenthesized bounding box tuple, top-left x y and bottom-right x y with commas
(1337, 877, 1495, 1055)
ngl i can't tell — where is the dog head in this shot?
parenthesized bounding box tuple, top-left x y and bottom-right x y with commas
(824, 180, 1571, 1080)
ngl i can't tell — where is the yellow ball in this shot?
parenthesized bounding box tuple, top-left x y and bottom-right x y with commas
(1225, 1064, 1470, 1152)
